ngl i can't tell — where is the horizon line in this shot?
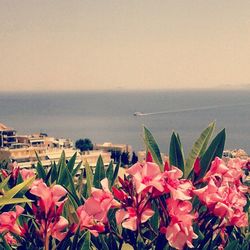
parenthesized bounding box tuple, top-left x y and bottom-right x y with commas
(1, 86, 250, 94)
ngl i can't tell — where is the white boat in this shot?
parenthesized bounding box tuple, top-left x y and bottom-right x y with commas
(133, 112, 144, 116)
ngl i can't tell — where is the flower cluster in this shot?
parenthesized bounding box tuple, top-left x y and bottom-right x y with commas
(0, 205, 24, 244)
(0, 153, 248, 250)
(111, 159, 198, 249)
(194, 157, 248, 227)
(29, 180, 69, 242)
(77, 178, 119, 236)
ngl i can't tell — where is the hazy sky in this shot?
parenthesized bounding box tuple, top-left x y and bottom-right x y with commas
(0, 0, 250, 92)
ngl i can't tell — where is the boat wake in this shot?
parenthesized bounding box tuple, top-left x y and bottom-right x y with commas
(133, 102, 250, 116)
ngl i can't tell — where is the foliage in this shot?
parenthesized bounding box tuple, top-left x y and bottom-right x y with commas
(0, 122, 249, 250)
(121, 151, 130, 166)
(75, 138, 93, 152)
(131, 151, 138, 165)
(111, 150, 121, 163)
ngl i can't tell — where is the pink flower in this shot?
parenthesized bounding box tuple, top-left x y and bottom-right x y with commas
(37, 216, 69, 241)
(30, 179, 67, 215)
(77, 204, 105, 236)
(29, 179, 69, 242)
(163, 167, 194, 200)
(162, 198, 198, 250)
(91, 178, 120, 221)
(0, 205, 24, 235)
(194, 178, 224, 208)
(77, 178, 119, 236)
(4, 232, 17, 245)
(164, 221, 198, 250)
(194, 177, 248, 227)
(203, 157, 246, 184)
(116, 205, 154, 231)
(48, 216, 69, 241)
(20, 168, 36, 181)
(127, 162, 164, 194)
(9, 162, 19, 180)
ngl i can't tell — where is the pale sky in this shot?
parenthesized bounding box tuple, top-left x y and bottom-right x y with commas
(0, 0, 250, 92)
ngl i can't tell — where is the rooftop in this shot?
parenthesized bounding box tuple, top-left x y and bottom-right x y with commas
(0, 122, 14, 131)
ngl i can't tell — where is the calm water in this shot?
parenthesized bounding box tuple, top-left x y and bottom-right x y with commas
(0, 90, 250, 154)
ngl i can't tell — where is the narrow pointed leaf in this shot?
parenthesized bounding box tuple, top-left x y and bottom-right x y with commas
(111, 163, 120, 186)
(93, 155, 105, 188)
(72, 161, 82, 177)
(76, 168, 85, 199)
(0, 176, 10, 189)
(0, 197, 32, 206)
(143, 126, 163, 170)
(67, 152, 77, 173)
(4, 176, 35, 199)
(36, 161, 46, 181)
(58, 151, 67, 184)
(80, 231, 90, 250)
(85, 161, 93, 197)
(169, 132, 184, 172)
(185, 121, 215, 178)
(59, 160, 80, 205)
(106, 161, 114, 188)
(199, 128, 226, 179)
(50, 162, 58, 184)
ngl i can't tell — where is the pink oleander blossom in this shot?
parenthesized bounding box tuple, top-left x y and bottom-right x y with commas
(30, 179, 67, 215)
(48, 216, 69, 241)
(77, 204, 105, 236)
(9, 161, 20, 180)
(20, 168, 36, 181)
(116, 205, 154, 231)
(203, 157, 246, 183)
(0, 205, 24, 236)
(194, 157, 248, 227)
(163, 166, 194, 200)
(4, 232, 17, 245)
(77, 178, 119, 236)
(163, 198, 198, 250)
(126, 162, 164, 194)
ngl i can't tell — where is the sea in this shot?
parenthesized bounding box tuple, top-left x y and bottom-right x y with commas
(0, 90, 250, 154)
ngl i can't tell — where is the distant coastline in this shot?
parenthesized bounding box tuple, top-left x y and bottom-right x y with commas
(0, 90, 249, 153)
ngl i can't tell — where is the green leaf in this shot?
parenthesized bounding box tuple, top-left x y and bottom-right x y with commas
(224, 240, 239, 250)
(85, 161, 93, 197)
(71, 228, 80, 250)
(63, 164, 81, 205)
(80, 231, 91, 250)
(184, 121, 215, 178)
(93, 155, 105, 188)
(111, 163, 120, 186)
(199, 128, 226, 179)
(106, 161, 114, 188)
(0, 176, 10, 190)
(149, 201, 159, 232)
(36, 160, 46, 181)
(100, 235, 110, 250)
(143, 126, 163, 170)
(57, 151, 67, 184)
(76, 168, 85, 199)
(50, 162, 58, 184)
(0, 197, 32, 206)
(169, 132, 185, 172)
(66, 187, 80, 209)
(67, 152, 77, 173)
(72, 161, 82, 177)
(4, 176, 35, 199)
